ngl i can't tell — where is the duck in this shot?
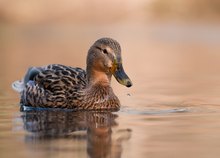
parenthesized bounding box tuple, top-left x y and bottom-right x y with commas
(12, 37, 132, 111)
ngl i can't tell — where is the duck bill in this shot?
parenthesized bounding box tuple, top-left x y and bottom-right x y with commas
(112, 64, 132, 87)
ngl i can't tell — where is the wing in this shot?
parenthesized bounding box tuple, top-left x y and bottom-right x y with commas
(21, 64, 87, 108)
(34, 64, 87, 90)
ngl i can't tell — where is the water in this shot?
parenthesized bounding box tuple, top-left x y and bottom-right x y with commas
(1, 23, 220, 158)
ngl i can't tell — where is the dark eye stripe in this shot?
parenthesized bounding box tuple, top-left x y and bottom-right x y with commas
(95, 46, 109, 55)
(95, 46, 102, 51)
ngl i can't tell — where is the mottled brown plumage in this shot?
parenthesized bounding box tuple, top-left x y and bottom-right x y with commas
(12, 38, 132, 111)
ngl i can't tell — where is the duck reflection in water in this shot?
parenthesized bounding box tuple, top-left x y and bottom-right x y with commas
(20, 108, 132, 158)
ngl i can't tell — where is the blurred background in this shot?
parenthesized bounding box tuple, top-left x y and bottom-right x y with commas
(1, 1, 220, 158)
(1, 0, 220, 106)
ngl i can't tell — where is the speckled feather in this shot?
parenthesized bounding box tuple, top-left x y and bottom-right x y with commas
(21, 64, 120, 110)
(21, 64, 87, 108)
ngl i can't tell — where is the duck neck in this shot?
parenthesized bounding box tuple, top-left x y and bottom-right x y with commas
(86, 68, 111, 87)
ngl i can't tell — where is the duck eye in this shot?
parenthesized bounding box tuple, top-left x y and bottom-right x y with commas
(103, 49, 108, 54)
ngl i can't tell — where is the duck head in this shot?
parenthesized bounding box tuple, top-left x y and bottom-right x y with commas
(86, 38, 132, 87)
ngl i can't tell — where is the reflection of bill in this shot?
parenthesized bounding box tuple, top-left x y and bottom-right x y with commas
(20, 110, 132, 158)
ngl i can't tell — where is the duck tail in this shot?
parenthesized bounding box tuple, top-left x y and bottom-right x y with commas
(12, 67, 42, 93)
(12, 80, 25, 93)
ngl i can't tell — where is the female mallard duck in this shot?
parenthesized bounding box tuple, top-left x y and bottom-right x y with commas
(12, 38, 132, 111)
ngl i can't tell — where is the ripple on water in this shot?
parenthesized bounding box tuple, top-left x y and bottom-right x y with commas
(120, 100, 220, 116)
(120, 107, 189, 115)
